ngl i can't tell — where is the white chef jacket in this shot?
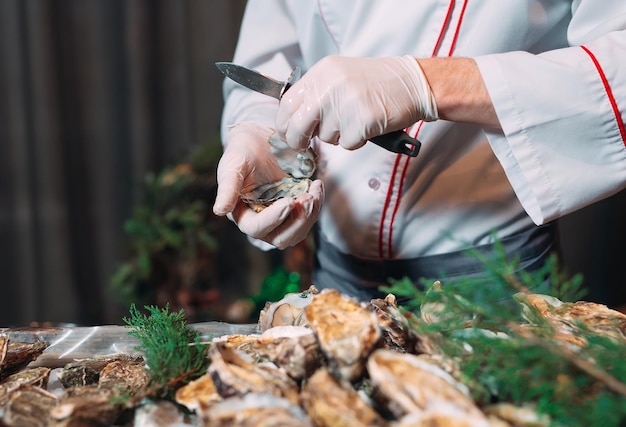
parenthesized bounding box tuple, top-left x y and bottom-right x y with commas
(221, 0, 626, 261)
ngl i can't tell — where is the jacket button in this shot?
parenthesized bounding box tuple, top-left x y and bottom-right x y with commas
(368, 178, 380, 190)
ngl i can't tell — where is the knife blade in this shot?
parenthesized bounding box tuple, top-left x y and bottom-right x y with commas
(215, 61, 421, 157)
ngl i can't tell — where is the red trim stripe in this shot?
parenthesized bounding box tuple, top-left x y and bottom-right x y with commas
(447, 0, 469, 56)
(378, 155, 402, 257)
(431, 0, 456, 57)
(387, 154, 411, 256)
(581, 45, 626, 146)
(379, 1, 456, 257)
(380, 0, 469, 258)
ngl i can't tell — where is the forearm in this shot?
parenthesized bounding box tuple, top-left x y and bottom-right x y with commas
(417, 57, 500, 129)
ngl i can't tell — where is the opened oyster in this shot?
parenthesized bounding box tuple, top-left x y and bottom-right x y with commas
(241, 133, 317, 212)
(258, 285, 319, 331)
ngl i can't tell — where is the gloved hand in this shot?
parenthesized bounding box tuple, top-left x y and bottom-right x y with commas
(275, 55, 438, 151)
(213, 122, 324, 249)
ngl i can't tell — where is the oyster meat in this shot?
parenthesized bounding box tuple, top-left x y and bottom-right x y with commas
(241, 177, 312, 213)
(258, 285, 319, 331)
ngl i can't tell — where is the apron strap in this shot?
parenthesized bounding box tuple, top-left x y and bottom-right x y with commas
(312, 223, 559, 301)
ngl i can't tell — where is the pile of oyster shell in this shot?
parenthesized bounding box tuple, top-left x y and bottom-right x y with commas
(1, 285, 625, 426)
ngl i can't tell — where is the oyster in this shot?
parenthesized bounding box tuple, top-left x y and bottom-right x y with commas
(175, 373, 221, 412)
(199, 393, 313, 427)
(367, 349, 488, 423)
(0, 334, 47, 381)
(0, 367, 50, 406)
(304, 289, 381, 382)
(241, 132, 318, 212)
(1, 384, 57, 427)
(241, 178, 312, 213)
(258, 285, 319, 331)
(301, 367, 388, 427)
(269, 133, 318, 180)
(98, 358, 148, 392)
(516, 293, 626, 345)
(392, 409, 491, 427)
(217, 326, 322, 381)
(482, 402, 551, 426)
(134, 399, 191, 427)
(50, 385, 122, 427)
(368, 294, 421, 353)
(56, 354, 145, 389)
(208, 342, 300, 406)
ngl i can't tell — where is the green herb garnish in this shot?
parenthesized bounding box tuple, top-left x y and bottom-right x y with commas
(124, 304, 209, 390)
(382, 248, 626, 427)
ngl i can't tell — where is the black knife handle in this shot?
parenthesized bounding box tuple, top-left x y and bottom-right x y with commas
(370, 130, 421, 157)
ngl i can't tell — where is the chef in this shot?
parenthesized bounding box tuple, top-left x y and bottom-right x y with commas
(213, 1, 626, 300)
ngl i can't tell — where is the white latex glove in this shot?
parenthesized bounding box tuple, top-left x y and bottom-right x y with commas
(213, 122, 324, 249)
(276, 55, 438, 151)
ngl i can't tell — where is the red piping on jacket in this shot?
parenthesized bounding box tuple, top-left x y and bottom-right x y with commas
(581, 45, 626, 146)
(379, 0, 469, 258)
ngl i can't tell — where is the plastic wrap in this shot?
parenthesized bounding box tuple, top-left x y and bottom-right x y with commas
(0, 322, 259, 368)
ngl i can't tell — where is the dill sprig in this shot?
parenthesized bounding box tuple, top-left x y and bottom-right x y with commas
(123, 304, 209, 389)
(381, 246, 626, 427)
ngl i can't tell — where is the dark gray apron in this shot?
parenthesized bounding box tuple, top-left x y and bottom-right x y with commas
(312, 222, 560, 302)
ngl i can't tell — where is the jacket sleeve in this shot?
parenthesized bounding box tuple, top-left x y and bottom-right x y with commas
(220, 0, 300, 143)
(475, 2, 626, 225)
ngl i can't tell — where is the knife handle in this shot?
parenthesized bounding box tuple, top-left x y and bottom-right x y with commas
(370, 130, 421, 157)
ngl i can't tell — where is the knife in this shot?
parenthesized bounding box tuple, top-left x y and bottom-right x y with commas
(216, 61, 421, 157)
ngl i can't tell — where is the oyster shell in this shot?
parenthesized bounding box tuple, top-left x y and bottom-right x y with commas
(0, 334, 47, 381)
(134, 399, 191, 427)
(208, 342, 300, 406)
(199, 393, 313, 427)
(56, 354, 145, 389)
(269, 132, 318, 180)
(175, 373, 221, 412)
(0, 367, 50, 406)
(98, 358, 148, 392)
(304, 289, 381, 382)
(301, 367, 388, 427)
(1, 384, 57, 427)
(50, 385, 122, 427)
(367, 349, 487, 422)
(369, 294, 421, 353)
(392, 409, 491, 427)
(482, 402, 551, 426)
(515, 293, 626, 345)
(218, 326, 322, 381)
(258, 285, 319, 331)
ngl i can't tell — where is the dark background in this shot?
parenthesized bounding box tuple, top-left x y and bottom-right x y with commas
(0, 0, 624, 326)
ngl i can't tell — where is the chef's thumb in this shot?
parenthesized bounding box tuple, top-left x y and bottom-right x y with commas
(213, 163, 245, 216)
